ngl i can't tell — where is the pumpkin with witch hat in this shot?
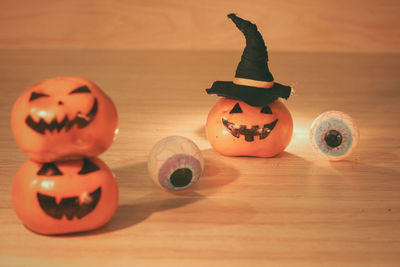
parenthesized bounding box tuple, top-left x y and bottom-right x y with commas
(206, 14, 293, 157)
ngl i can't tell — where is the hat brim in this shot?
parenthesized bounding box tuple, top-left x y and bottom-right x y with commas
(206, 81, 291, 107)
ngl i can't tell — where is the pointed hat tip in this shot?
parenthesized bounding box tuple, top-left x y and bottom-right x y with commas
(227, 13, 256, 32)
(226, 13, 273, 82)
(227, 13, 237, 19)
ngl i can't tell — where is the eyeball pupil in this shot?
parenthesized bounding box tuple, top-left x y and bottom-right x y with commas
(324, 130, 343, 148)
(170, 168, 192, 187)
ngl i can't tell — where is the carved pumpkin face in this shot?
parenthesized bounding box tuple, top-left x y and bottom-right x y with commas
(11, 77, 118, 163)
(206, 98, 293, 157)
(12, 157, 118, 235)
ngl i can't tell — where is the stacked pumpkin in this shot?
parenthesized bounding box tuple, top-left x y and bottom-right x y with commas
(10, 77, 119, 235)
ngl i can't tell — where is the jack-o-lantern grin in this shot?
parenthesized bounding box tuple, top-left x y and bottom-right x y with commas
(222, 117, 278, 142)
(12, 156, 119, 235)
(37, 187, 101, 220)
(25, 98, 98, 135)
(35, 158, 102, 220)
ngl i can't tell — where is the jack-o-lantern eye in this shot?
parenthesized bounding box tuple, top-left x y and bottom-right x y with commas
(229, 103, 243, 114)
(69, 86, 91, 94)
(29, 92, 49, 102)
(37, 163, 63, 176)
(78, 158, 100, 175)
(260, 106, 272, 114)
(36, 158, 100, 177)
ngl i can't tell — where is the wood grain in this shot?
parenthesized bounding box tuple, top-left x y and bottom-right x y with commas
(0, 49, 399, 266)
(0, 0, 399, 52)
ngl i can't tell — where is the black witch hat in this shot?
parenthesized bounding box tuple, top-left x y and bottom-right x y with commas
(206, 13, 292, 107)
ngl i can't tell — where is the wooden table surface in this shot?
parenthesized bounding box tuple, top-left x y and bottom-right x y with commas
(0, 49, 399, 266)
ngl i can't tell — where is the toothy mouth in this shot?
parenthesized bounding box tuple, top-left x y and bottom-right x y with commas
(25, 98, 98, 135)
(37, 187, 101, 220)
(222, 117, 278, 142)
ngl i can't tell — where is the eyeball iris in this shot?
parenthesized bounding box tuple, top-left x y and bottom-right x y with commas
(310, 111, 359, 161)
(158, 154, 202, 191)
(324, 129, 342, 148)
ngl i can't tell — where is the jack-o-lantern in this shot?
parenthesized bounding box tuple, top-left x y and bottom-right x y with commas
(11, 76, 118, 163)
(12, 157, 118, 235)
(206, 98, 292, 157)
(206, 14, 293, 157)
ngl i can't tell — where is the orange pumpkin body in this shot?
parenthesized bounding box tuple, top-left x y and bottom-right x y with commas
(12, 157, 118, 235)
(11, 77, 118, 163)
(206, 98, 293, 157)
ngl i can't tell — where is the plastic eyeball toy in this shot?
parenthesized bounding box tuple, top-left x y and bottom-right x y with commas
(310, 111, 359, 161)
(148, 136, 204, 191)
(10, 76, 118, 163)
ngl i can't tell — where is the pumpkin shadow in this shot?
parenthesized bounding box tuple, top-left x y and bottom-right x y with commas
(55, 191, 204, 238)
(263, 150, 316, 179)
(195, 149, 240, 192)
(96, 191, 205, 234)
(62, 154, 239, 236)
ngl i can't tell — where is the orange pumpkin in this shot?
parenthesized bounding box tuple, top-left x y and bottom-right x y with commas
(12, 157, 118, 235)
(206, 98, 293, 157)
(205, 14, 293, 157)
(11, 76, 118, 163)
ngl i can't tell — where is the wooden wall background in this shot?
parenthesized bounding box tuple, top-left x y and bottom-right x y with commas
(0, 0, 399, 52)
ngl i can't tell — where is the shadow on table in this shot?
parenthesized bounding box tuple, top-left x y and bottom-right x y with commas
(62, 151, 240, 237)
(55, 191, 204, 238)
(59, 149, 363, 237)
(195, 149, 240, 192)
(329, 137, 400, 179)
(194, 125, 207, 140)
(99, 191, 205, 234)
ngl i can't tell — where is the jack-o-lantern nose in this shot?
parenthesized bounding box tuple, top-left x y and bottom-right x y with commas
(58, 101, 64, 105)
